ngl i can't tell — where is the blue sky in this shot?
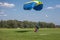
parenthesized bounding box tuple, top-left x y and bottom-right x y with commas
(0, 0, 60, 25)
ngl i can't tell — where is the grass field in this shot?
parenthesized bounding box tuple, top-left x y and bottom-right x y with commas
(0, 28, 60, 40)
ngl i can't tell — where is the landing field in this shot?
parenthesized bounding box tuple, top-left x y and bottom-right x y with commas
(0, 28, 60, 40)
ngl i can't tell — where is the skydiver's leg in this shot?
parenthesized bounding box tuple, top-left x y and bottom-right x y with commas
(34, 28, 38, 32)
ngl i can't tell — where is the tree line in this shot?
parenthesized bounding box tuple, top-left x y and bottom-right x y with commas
(0, 20, 59, 28)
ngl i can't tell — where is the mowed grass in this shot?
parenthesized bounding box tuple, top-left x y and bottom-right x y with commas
(0, 28, 60, 40)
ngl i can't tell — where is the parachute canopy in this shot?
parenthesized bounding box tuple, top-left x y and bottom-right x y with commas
(23, 1, 43, 11)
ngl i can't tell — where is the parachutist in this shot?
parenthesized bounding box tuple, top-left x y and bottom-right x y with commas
(34, 25, 39, 32)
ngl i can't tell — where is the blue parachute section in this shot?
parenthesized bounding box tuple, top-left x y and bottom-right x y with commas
(23, 2, 36, 10)
(33, 4, 43, 11)
(23, 1, 43, 11)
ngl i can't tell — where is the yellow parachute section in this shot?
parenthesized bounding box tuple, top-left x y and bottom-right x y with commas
(32, 0, 42, 4)
(32, 0, 39, 1)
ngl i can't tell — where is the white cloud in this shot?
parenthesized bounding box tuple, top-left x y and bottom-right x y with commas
(0, 2, 2, 4)
(0, 11, 4, 14)
(56, 5, 60, 8)
(0, 14, 7, 16)
(0, 2, 15, 8)
(47, 4, 60, 10)
(3, 14, 7, 16)
(47, 7, 54, 9)
(0, 11, 7, 16)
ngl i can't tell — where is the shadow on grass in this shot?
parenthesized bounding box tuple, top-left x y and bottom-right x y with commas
(15, 30, 30, 33)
